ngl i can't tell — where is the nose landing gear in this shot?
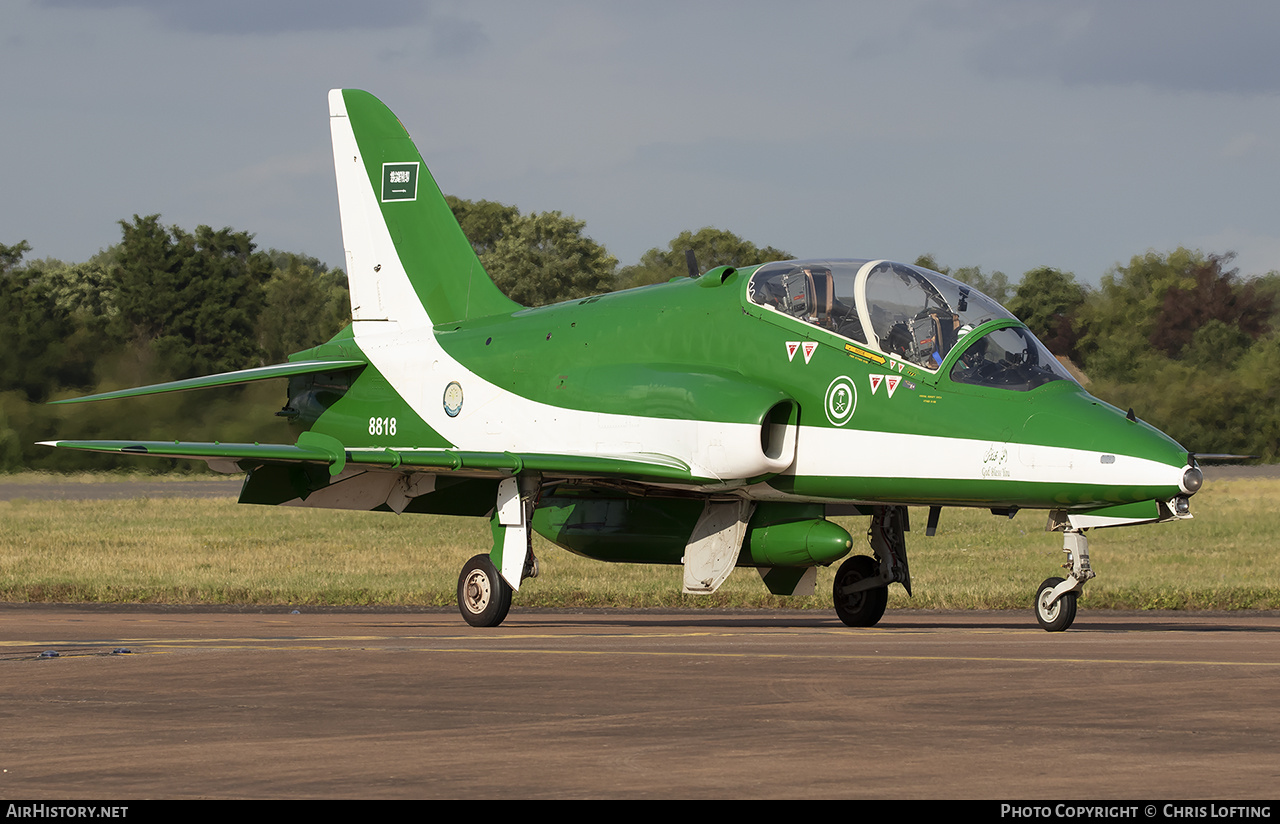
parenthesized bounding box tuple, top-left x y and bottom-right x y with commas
(1035, 576, 1077, 631)
(1035, 527, 1093, 632)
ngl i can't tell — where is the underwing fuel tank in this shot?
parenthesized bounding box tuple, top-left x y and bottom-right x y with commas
(739, 516, 853, 566)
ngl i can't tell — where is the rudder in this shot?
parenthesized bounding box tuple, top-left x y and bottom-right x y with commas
(328, 89, 520, 329)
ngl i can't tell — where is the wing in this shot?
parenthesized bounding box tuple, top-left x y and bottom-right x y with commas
(39, 433, 701, 485)
(40, 432, 706, 520)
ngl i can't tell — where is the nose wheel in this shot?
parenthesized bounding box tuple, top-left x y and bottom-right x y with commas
(1035, 576, 1077, 632)
(1034, 526, 1092, 632)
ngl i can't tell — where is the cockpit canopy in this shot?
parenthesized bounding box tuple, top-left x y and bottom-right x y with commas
(746, 259, 1075, 391)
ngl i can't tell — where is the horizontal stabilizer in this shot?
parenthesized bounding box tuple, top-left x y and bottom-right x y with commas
(37, 438, 344, 464)
(49, 360, 367, 405)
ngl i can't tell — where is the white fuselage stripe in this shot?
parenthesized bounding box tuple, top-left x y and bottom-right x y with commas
(789, 426, 1181, 488)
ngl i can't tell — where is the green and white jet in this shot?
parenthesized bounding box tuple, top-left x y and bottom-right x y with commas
(43, 89, 1206, 632)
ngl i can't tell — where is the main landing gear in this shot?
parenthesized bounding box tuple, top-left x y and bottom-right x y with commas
(1034, 526, 1093, 632)
(456, 474, 541, 628)
(832, 506, 912, 628)
(456, 548, 540, 627)
(457, 555, 512, 628)
(832, 555, 887, 627)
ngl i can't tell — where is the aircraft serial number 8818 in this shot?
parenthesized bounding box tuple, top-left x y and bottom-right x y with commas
(44, 90, 1207, 632)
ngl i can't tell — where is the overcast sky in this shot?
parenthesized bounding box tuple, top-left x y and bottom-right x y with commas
(5, 0, 1280, 285)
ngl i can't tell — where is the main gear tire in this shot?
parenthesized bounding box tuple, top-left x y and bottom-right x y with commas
(457, 554, 512, 628)
(832, 555, 888, 628)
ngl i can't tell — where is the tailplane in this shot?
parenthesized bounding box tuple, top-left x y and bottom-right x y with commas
(328, 89, 519, 329)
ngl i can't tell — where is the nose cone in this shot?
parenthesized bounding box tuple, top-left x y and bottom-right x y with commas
(1019, 387, 1191, 506)
(1181, 464, 1204, 495)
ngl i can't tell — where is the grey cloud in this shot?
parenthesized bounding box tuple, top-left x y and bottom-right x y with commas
(38, 0, 428, 35)
(933, 1, 1280, 95)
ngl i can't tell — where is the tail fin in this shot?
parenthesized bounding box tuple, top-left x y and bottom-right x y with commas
(328, 89, 520, 329)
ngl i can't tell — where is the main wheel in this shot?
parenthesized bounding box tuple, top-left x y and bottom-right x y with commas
(1035, 576, 1077, 632)
(457, 554, 512, 627)
(832, 555, 888, 627)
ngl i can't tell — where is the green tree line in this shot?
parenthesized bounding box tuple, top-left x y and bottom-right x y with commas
(2, 198, 1277, 471)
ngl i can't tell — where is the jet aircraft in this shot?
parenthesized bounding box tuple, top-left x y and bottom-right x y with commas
(43, 89, 1206, 632)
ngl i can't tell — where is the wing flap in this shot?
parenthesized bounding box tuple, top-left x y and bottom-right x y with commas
(342, 447, 696, 481)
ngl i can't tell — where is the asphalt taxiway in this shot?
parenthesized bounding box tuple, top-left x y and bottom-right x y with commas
(1, 606, 1277, 799)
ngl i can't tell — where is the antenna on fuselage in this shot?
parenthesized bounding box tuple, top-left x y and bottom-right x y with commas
(685, 250, 700, 278)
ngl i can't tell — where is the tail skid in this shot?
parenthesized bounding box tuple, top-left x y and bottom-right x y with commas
(328, 89, 519, 331)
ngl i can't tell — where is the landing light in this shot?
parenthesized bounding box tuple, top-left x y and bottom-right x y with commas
(1173, 496, 1192, 516)
(1181, 466, 1203, 495)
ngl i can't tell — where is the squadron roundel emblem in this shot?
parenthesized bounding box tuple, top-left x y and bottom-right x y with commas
(824, 376, 857, 426)
(443, 381, 464, 417)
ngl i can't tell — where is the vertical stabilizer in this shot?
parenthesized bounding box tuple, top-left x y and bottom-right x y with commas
(328, 89, 520, 329)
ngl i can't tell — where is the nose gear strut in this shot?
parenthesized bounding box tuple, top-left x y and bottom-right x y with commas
(1036, 522, 1094, 632)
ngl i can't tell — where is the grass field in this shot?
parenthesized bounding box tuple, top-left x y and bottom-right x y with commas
(1, 475, 1277, 611)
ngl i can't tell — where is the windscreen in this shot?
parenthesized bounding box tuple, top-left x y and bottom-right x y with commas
(949, 325, 1075, 391)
